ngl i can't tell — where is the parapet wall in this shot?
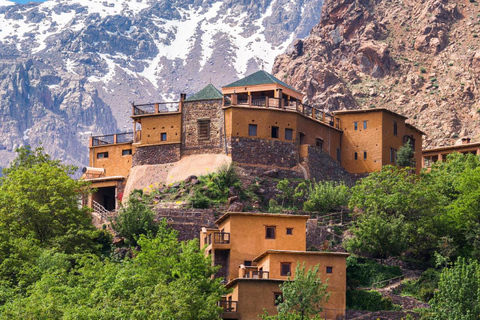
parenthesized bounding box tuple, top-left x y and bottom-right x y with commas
(132, 143, 181, 167)
(229, 137, 298, 168)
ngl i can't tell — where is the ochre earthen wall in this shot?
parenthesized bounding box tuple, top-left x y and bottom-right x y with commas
(136, 113, 182, 146)
(90, 142, 133, 177)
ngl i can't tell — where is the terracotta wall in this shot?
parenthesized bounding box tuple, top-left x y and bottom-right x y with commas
(218, 214, 308, 281)
(136, 113, 182, 146)
(296, 116, 342, 159)
(337, 112, 384, 174)
(90, 142, 133, 177)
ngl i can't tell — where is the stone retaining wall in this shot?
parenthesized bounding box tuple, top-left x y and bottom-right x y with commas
(229, 137, 298, 168)
(305, 145, 356, 185)
(132, 144, 181, 166)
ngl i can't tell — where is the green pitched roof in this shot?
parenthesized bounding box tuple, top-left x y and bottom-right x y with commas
(185, 84, 223, 101)
(222, 70, 299, 93)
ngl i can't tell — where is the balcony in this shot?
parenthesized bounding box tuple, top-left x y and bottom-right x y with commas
(219, 300, 239, 319)
(243, 270, 269, 279)
(91, 132, 133, 147)
(205, 232, 230, 246)
(132, 102, 180, 116)
(223, 94, 340, 129)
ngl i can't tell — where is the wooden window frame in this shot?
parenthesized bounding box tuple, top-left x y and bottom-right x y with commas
(280, 262, 291, 276)
(285, 128, 293, 141)
(271, 126, 279, 139)
(286, 228, 293, 235)
(198, 119, 211, 141)
(122, 149, 132, 156)
(248, 124, 257, 137)
(160, 132, 167, 141)
(97, 152, 108, 159)
(326, 266, 333, 274)
(265, 226, 276, 239)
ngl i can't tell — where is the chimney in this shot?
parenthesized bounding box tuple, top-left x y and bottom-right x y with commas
(462, 137, 471, 145)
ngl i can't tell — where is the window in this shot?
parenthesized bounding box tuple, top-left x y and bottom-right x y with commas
(244, 260, 252, 267)
(160, 132, 167, 141)
(97, 152, 108, 159)
(326, 266, 333, 274)
(316, 138, 323, 149)
(271, 126, 279, 139)
(198, 119, 211, 140)
(281, 262, 291, 276)
(122, 149, 132, 156)
(363, 151, 367, 160)
(285, 128, 293, 141)
(390, 148, 397, 164)
(248, 124, 257, 136)
(354, 152, 358, 160)
(363, 120, 367, 129)
(274, 292, 283, 306)
(286, 228, 293, 235)
(354, 121, 358, 130)
(393, 122, 398, 136)
(265, 226, 276, 239)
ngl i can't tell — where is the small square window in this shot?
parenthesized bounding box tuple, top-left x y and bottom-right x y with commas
(280, 262, 291, 276)
(393, 122, 398, 136)
(286, 228, 293, 235)
(354, 122, 358, 130)
(122, 149, 132, 156)
(271, 126, 279, 139)
(97, 152, 108, 159)
(248, 124, 257, 136)
(161, 132, 167, 141)
(363, 151, 367, 160)
(354, 152, 358, 160)
(266, 226, 276, 239)
(363, 121, 367, 129)
(244, 260, 252, 267)
(274, 292, 283, 306)
(285, 128, 293, 141)
(316, 138, 323, 149)
(326, 266, 333, 274)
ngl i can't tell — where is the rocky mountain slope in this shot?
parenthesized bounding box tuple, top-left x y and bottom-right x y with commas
(0, 0, 323, 169)
(273, 0, 480, 148)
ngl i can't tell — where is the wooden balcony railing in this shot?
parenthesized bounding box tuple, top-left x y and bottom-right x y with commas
(204, 232, 230, 245)
(91, 132, 133, 146)
(132, 102, 180, 116)
(223, 94, 340, 129)
(243, 270, 269, 279)
(219, 300, 238, 313)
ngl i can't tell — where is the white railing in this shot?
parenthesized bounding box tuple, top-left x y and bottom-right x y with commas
(92, 200, 115, 220)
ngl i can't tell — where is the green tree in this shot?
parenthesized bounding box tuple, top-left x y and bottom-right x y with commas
(0, 220, 227, 319)
(303, 181, 349, 214)
(262, 263, 329, 320)
(430, 258, 480, 320)
(0, 147, 100, 251)
(396, 142, 415, 167)
(112, 190, 159, 246)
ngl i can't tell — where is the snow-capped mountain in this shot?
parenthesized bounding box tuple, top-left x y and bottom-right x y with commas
(0, 0, 323, 169)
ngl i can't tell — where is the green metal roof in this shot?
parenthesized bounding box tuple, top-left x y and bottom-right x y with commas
(185, 84, 223, 101)
(222, 70, 299, 93)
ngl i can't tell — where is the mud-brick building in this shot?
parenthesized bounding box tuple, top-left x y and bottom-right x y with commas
(82, 70, 423, 212)
(422, 137, 480, 168)
(200, 212, 348, 319)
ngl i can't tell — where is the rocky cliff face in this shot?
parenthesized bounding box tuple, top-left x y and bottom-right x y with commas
(0, 0, 323, 169)
(273, 0, 480, 148)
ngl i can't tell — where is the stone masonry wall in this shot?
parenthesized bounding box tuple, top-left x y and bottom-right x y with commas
(229, 137, 298, 168)
(132, 144, 181, 167)
(305, 145, 356, 186)
(154, 208, 218, 241)
(182, 100, 225, 155)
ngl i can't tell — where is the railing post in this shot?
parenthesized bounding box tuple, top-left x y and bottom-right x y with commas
(131, 102, 135, 116)
(248, 94, 252, 106)
(322, 112, 326, 123)
(265, 97, 269, 108)
(232, 94, 238, 106)
(312, 108, 316, 119)
(154, 103, 159, 114)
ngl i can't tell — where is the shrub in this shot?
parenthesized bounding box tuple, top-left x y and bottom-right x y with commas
(420, 67, 427, 73)
(303, 181, 349, 213)
(346, 256, 402, 289)
(346, 290, 401, 311)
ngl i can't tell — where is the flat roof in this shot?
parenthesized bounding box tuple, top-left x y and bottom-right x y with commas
(253, 250, 350, 262)
(423, 142, 480, 154)
(215, 212, 310, 226)
(83, 176, 125, 182)
(333, 108, 408, 119)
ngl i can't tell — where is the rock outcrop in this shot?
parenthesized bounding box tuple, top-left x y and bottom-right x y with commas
(273, 0, 480, 148)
